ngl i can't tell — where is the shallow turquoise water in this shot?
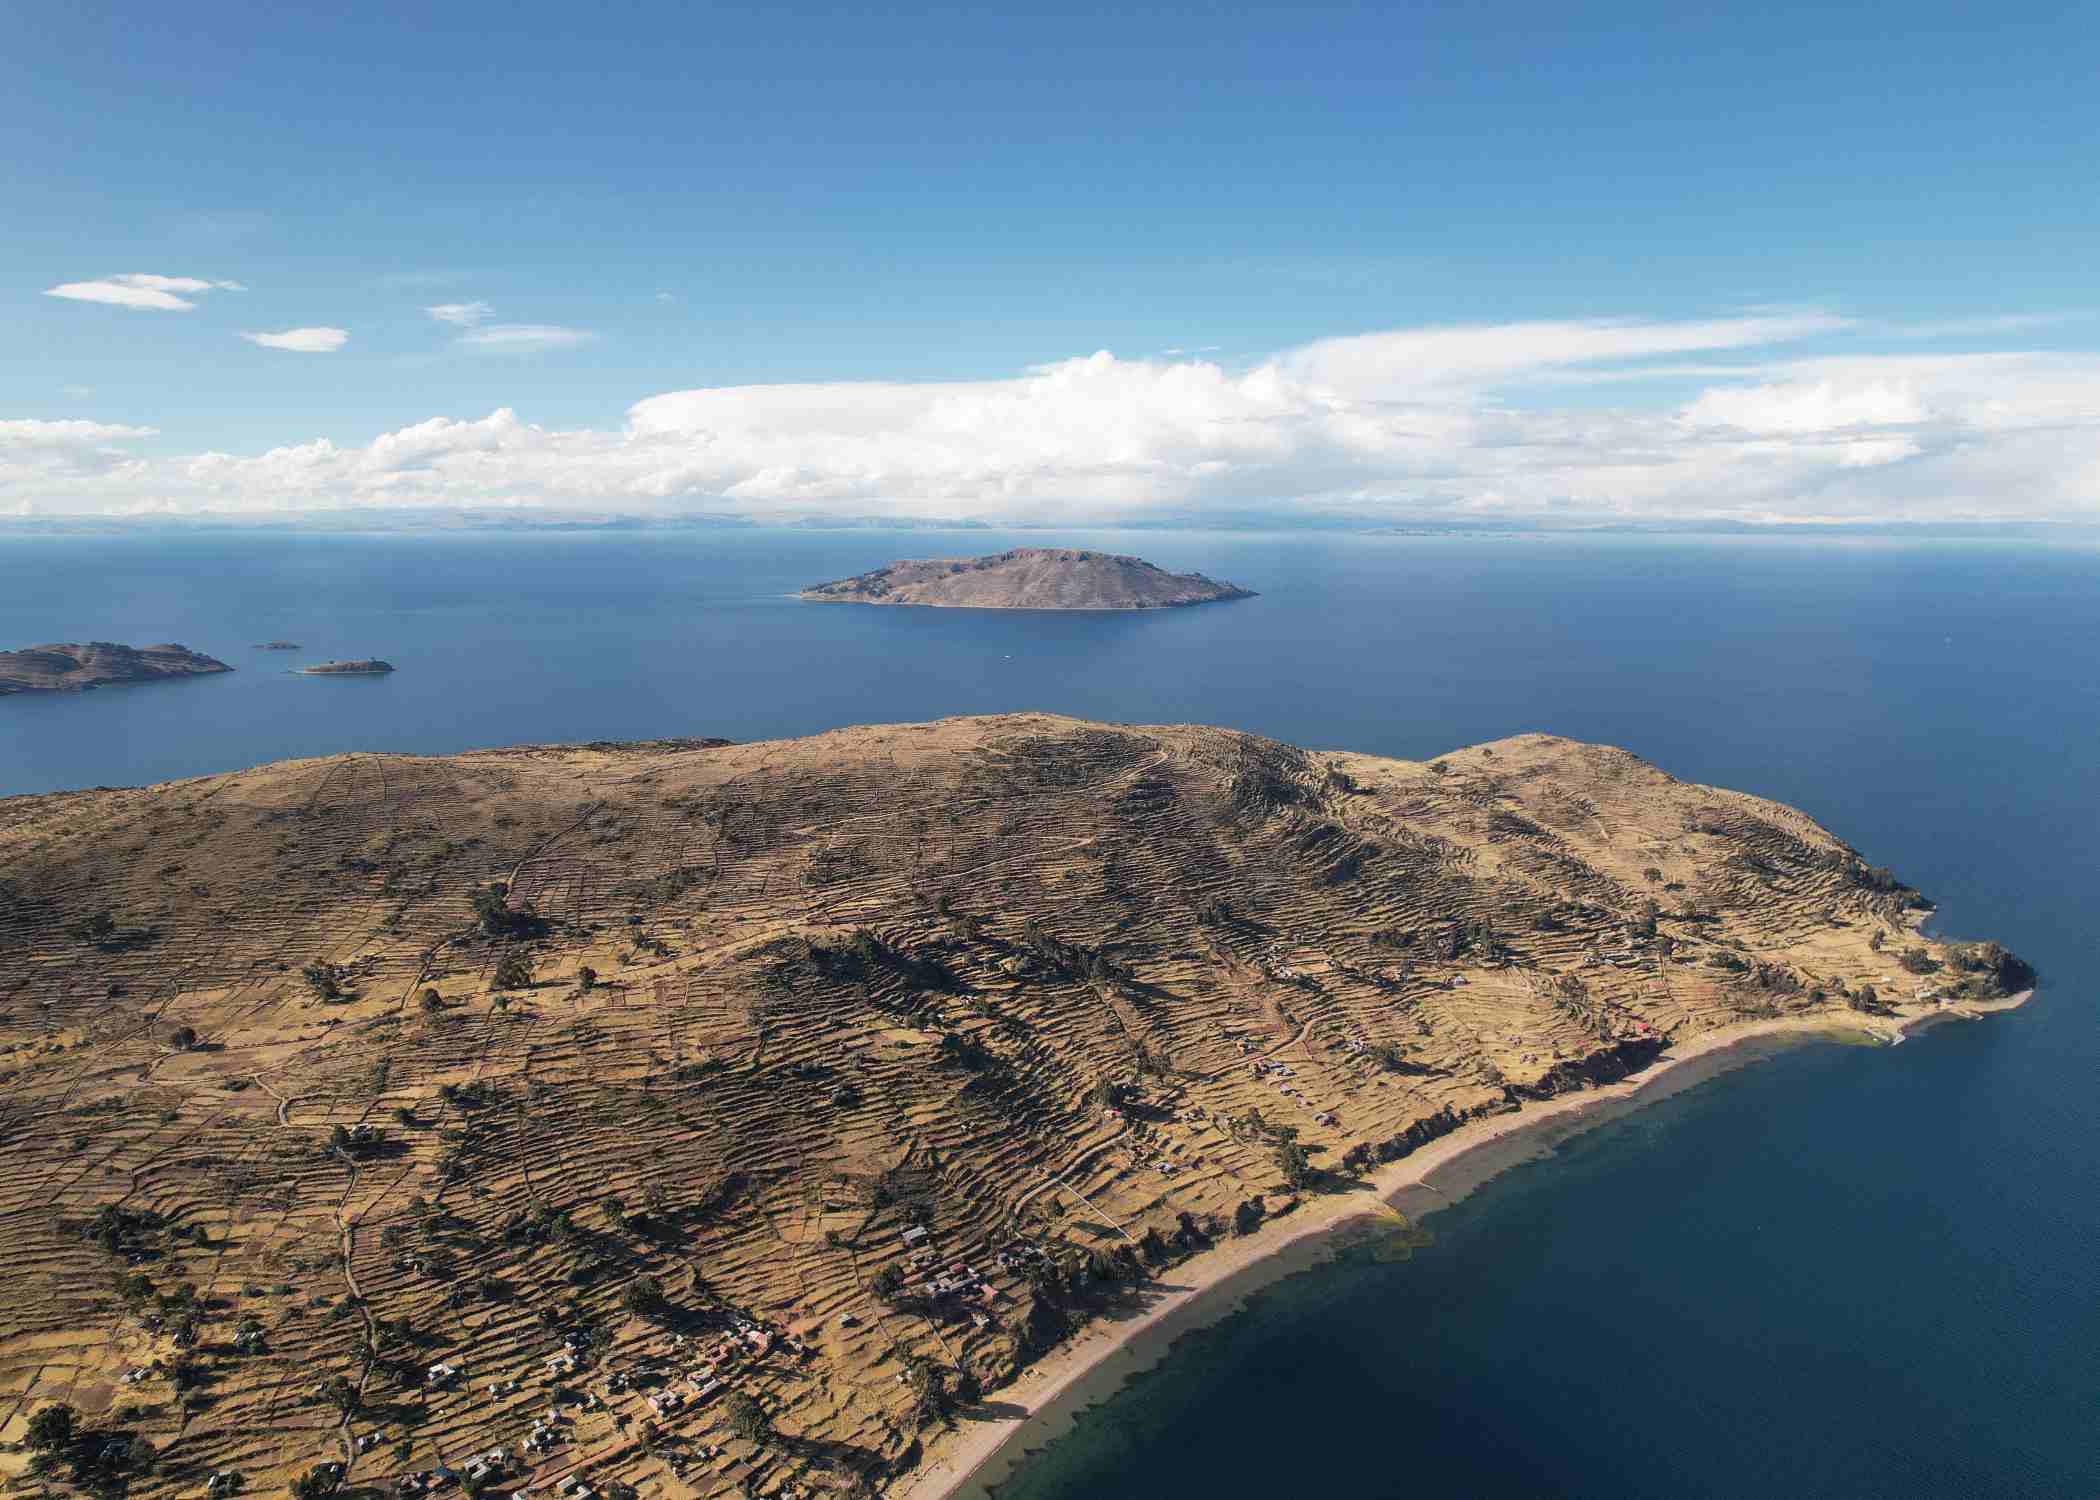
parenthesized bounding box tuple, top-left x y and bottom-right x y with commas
(3, 528, 2095, 1493)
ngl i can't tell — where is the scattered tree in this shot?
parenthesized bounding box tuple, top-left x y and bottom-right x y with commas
(1022, 1292, 1067, 1351)
(1232, 1196, 1266, 1236)
(492, 954, 533, 991)
(25, 1403, 76, 1454)
(723, 1390, 771, 1445)
(1945, 940, 2036, 996)
(621, 1275, 668, 1319)
(470, 882, 514, 936)
(903, 1356, 952, 1429)
(320, 1374, 360, 1417)
(289, 1464, 340, 1500)
(68, 911, 117, 945)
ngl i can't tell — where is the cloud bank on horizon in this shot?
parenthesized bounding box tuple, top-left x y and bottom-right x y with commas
(7, 310, 2099, 524)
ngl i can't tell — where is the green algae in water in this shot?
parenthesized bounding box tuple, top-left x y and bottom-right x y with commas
(1330, 1217, 1436, 1265)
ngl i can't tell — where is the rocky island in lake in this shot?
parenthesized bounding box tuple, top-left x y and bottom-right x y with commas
(0, 713, 2031, 1500)
(255, 640, 301, 651)
(0, 641, 233, 696)
(299, 659, 395, 675)
(801, 546, 1255, 609)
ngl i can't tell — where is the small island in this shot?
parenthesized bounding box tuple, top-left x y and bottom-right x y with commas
(0, 641, 233, 696)
(801, 546, 1255, 610)
(300, 659, 395, 675)
(255, 641, 302, 651)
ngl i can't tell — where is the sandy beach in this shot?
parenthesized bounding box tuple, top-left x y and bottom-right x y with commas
(898, 990, 2033, 1500)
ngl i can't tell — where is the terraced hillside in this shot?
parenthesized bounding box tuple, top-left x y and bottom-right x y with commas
(0, 716, 2029, 1500)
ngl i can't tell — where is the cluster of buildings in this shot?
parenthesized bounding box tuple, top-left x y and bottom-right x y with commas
(900, 1224, 997, 1318)
(992, 1239, 1052, 1275)
(392, 1314, 793, 1492)
(1246, 1056, 1338, 1125)
(524, 1412, 564, 1455)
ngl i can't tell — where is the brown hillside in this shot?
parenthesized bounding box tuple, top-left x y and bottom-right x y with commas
(800, 547, 1254, 609)
(0, 716, 2025, 1499)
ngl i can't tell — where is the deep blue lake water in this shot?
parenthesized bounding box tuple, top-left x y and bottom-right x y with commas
(3, 528, 2096, 1495)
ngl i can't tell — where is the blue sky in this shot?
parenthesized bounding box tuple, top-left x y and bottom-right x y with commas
(5, 2, 2099, 522)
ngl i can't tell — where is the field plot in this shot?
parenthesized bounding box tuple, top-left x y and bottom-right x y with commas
(0, 714, 2018, 1500)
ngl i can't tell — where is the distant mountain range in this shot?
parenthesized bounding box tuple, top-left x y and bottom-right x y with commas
(0, 507, 2089, 539)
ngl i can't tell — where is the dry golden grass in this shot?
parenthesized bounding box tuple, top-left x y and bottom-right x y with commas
(0, 714, 1991, 1500)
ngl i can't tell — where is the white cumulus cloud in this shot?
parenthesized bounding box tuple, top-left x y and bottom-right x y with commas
(425, 301, 494, 326)
(43, 274, 245, 311)
(1680, 379, 1929, 435)
(456, 323, 596, 352)
(0, 418, 160, 447)
(241, 326, 350, 353)
(0, 418, 161, 493)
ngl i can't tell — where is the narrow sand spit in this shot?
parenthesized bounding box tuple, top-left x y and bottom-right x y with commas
(901, 991, 2032, 1500)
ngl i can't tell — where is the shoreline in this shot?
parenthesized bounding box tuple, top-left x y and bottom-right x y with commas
(898, 990, 2032, 1500)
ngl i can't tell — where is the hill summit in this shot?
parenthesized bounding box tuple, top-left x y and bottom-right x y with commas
(800, 546, 1255, 609)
